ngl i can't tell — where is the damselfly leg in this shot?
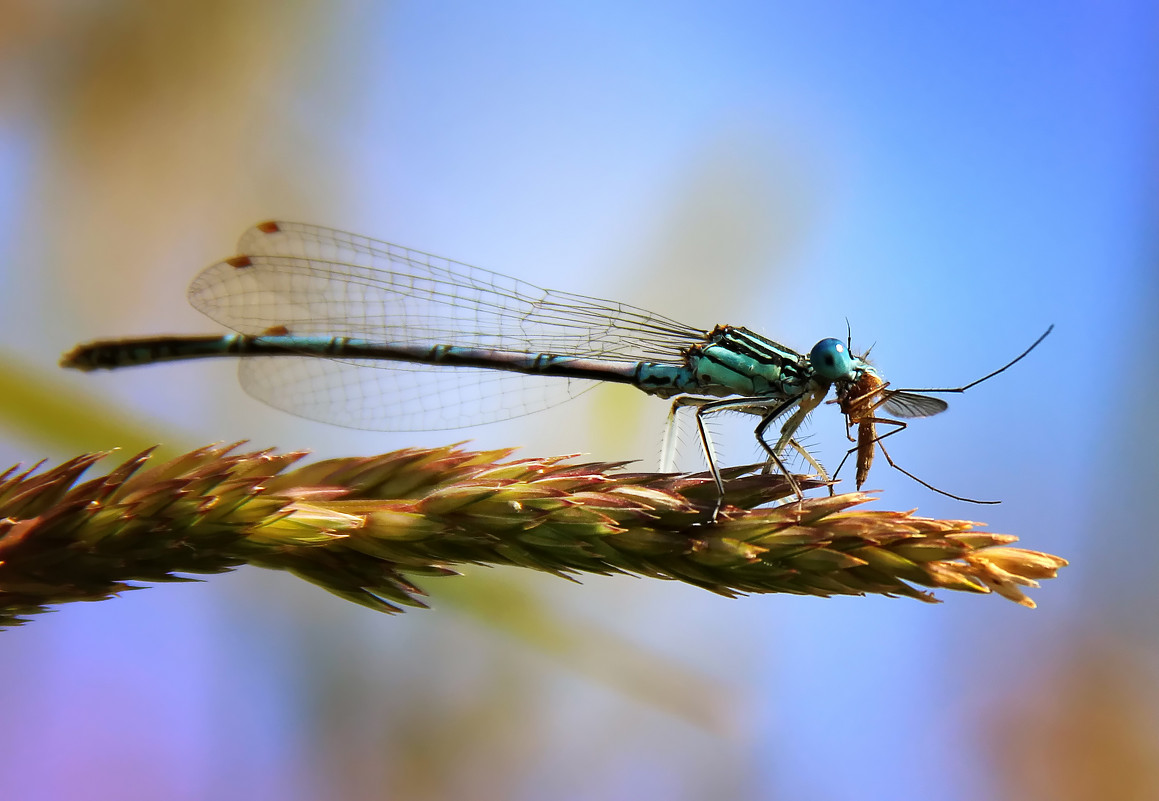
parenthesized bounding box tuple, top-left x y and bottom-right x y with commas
(663, 393, 829, 507)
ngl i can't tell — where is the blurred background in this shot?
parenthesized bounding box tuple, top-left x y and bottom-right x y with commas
(0, 1, 1156, 799)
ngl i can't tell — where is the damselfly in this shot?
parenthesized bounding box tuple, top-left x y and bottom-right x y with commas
(60, 221, 1050, 504)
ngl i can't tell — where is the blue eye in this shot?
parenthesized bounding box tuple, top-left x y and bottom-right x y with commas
(809, 338, 854, 381)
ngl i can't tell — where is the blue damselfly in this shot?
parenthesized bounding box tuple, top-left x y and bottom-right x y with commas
(61, 221, 1050, 504)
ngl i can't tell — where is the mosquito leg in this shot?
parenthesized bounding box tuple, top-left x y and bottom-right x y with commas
(830, 448, 854, 490)
(858, 416, 1000, 504)
(831, 417, 907, 489)
(890, 325, 1052, 394)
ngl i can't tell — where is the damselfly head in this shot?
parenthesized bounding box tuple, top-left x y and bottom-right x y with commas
(808, 338, 857, 382)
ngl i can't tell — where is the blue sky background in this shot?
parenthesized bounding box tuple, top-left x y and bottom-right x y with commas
(0, 1, 1156, 799)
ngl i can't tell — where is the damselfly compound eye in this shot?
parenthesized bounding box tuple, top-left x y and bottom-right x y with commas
(809, 338, 854, 382)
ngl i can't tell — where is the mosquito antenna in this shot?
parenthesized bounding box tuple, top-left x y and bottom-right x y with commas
(892, 325, 1052, 395)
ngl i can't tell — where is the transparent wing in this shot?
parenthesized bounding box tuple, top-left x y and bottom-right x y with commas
(238, 357, 600, 431)
(188, 222, 705, 430)
(881, 391, 949, 418)
(190, 221, 704, 358)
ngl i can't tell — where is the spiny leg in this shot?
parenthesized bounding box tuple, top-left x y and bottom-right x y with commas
(663, 395, 748, 514)
(689, 403, 726, 497)
(757, 384, 830, 490)
(787, 439, 831, 483)
(665, 394, 826, 510)
(693, 395, 798, 498)
(754, 426, 803, 500)
(663, 395, 737, 481)
(660, 397, 692, 473)
(752, 396, 816, 502)
(754, 418, 830, 487)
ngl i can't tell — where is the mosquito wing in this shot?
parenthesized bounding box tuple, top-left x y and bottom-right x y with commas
(881, 391, 948, 418)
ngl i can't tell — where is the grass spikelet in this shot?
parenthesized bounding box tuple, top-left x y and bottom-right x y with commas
(0, 444, 1067, 627)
